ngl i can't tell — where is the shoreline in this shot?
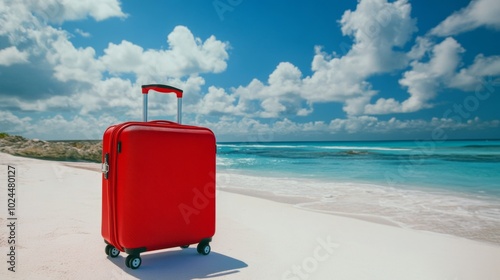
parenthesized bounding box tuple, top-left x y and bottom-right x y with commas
(47, 156, 500, 246)
(4, 152, 500, 246)
(216, 170, 500, 246)
(218, 187, 403, 228)
(1, 152, 500, 279)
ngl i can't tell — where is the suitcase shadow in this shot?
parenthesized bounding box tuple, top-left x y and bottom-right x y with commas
(108, 248, 248, 279)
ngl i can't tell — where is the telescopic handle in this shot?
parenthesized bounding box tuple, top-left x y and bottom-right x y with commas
(141, 84, 183, 123)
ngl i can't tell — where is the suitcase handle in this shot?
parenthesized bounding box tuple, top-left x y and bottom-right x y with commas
(141, 84, 183, 123)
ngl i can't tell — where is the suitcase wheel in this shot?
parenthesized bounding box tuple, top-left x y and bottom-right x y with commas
(125, 255, 142, 269)
(180, 245, 190, 249)
(105, 245, 120, 258)
(197, 242, 211, 255)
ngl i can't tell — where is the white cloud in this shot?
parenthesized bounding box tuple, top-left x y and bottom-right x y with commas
(302, 0, 417, 113)
(366, 36, 500, 115)
(41, 0, 496, 123)
(204, 0, 419, 119)
(0, 0, 125, 40)
(29, 114, 119, 140)
(407, 36, 432, 61)
(0, 111, 32, 134)
(449, 54, 500, 91)
(29, 0, 127, 23)
(16, 95, 77, 111)
(0, 2, 228, 121)
(0, 46, 29, 66)
(195, 114, 500, 142)
(165, 26, 229, 74)
(362, 97, 402, 115)
(190, 0, 419, 119)
(2, 104, 500, 141)
(100, 26, 229, 81)
(0, 1, 34, 37)
(100, 40, 144, 74)
(430, 0, 500, 36)
(329, 115, 379, 134)
(196, 86, 238, 115)
(366, 37, 465, 114)
(0, 0, 434, 130)
(245, 62, 305, 118)
(0, 110, 120, 140)
(78, 78, 136, 115)
(47, 36, 104, 83)
(300, 0, 500, 116)
(0, 2, 110, 99)
(267, 62, 303, 97)
(398, 37, 464, 112)
(75, 28, 91, 38)
(338, 0, 416, 72)
(343, 94, 376, 115)
(192, 62, 308, 118)
(1, 0, 499, 142)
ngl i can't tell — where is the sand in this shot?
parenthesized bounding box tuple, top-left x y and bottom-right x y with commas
(1, 152, 500, 280)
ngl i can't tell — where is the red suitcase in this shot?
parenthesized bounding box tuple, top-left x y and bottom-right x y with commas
(101, 84, 216, 269)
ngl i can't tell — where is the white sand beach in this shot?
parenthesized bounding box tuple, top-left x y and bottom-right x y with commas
(1, 152, 500, 280)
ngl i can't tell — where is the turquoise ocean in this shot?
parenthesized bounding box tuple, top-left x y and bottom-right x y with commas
(216, 140, 500, 244)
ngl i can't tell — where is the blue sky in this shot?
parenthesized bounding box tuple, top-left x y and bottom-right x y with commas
(0, 0, 499, 141)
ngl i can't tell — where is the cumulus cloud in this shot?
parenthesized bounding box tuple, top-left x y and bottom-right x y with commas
(28, 114, 120, 140)
(0, 111, 33, 135)
(193, 0, 499, 118)
(1, 0, 499, 141)
(301, 0, 417, 114)
(0, 0, 431, 123)
(366, 37, 500, 114)
(0, 0, 232, 140)
(449, 54, 500, 91)
(366, 37, 465, 114)
(29, 0, 127, 23)
(198, 0, 419, 118)
(430, 0, 500, 36)
(75, 28, 91, 38)
(0, 111, 120, 140)
(196, 86, 238, 115)
(100, 26, 229, 81)
(0, 46, 29, 66)
(191, 62, 308, 118)
(195, 115, 500, 142)
(338, 0, 416, 72)
(238, 62, 306, 118)
(47, 38, 104, 84)
(0, 0, 229, 119)
(301, 0, 500, 116)
(0, 0, 124, 101)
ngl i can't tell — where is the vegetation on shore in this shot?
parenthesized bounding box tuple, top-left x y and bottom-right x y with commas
(0, 132, 102, 163)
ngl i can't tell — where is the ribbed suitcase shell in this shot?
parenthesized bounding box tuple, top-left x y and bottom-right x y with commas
(101, 120, 216, 255)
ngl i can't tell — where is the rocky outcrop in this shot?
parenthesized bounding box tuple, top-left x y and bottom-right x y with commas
(0, 133, 102, 162)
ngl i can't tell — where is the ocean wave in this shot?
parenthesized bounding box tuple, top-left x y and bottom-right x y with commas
(461, 145, 500, 149)
(338, 150, 371, 155)
(314, 146, 411, 151)
(221, 149, 500, 163)
(438, 154, 500, 163)
(219, 144, 310, 149)
(218, 143, 411, 151)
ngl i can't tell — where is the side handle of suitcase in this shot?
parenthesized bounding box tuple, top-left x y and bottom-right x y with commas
(141, 84, 183, 123)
